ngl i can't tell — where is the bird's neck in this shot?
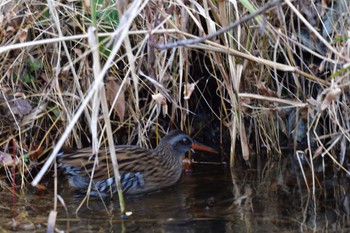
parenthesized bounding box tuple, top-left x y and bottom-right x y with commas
(154, 145, 183, 171)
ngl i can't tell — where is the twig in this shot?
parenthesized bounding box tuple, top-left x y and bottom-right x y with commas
(155, 0, 282, 49)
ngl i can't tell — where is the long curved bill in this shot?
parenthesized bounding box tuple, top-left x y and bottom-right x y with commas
(191, 142, 218, 154)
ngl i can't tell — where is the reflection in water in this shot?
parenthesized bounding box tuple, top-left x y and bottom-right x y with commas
(1, 156, 350, 232)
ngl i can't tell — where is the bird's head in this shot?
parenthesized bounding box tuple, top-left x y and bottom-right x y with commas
(157, 130, 217, 155)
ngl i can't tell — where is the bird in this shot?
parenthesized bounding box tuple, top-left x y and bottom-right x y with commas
(58, 130, 217, 196)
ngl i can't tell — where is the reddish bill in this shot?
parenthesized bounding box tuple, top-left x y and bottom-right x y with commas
(191, 142, 218, 154)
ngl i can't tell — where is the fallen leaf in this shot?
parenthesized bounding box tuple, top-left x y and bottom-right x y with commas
(21, 103, 47, 126)
(152, 93, 166, 105)
(256, 81, 277, 97)
(183, 82, 197, 100)
(6, 26, 14, 33)
(73, 48, 83, 56)
(106, 77, 125, 122)
(35, 184, 47, 191)
(9, 98, 32, 117)
(239, 97, 251, 113)
(1, 84, 11, 93)
(318, 81, 341, 111)
(0, 151, 15, 166)
(18, 28, 27, 43)
(300, 106, 308, 120)
(29, 145, 44, 161)
(152, 93, 167, 116)
(40, 72, 49, 83)
(313, 146, 323, 158)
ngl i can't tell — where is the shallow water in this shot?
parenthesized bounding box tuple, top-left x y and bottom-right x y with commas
(1, 158, 350, 232)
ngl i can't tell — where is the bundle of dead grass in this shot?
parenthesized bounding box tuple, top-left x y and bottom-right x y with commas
(0, 0, 349, 210)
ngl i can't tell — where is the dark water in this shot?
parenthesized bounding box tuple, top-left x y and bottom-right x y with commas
(1, 158, 350, 232)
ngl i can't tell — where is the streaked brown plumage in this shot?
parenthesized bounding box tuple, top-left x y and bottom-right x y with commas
(58, 130, 217, 196)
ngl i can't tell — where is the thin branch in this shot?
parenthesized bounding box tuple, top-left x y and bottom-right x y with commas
(155, 0, 282, 49)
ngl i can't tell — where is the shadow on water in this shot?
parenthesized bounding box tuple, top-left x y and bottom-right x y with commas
(1, 153, 350, 232)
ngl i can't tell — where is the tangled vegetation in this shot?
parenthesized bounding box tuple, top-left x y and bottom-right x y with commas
(0, 0, 349, 220)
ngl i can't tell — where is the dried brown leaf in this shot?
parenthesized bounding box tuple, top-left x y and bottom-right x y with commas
(0, 95, 32, 119)
(318, 81, 341, 111)
(300, 106, 308, 120)
(239, 97, 251, 113)
(6, 25, 14, 33)
(256, 81, 276, 97)
(313, 146, 323, 158)
(11, 98, 32, 116)
(1, 84, 11, 93)
(276, 114, 287, 135)
(152, 93, 166, 105)
(73, 48, 83, 56)
(184, 82, 197, 100)
(0, 151, 16, 166)
(40, 72, 49, 83)
(35, 184, 47, 191)
(22, 103, 46, 126)
(29, 145, 44, 161)
(152, 93, 167, 116)
(18, 28, 27, 43)
(106, 78, 125, 122)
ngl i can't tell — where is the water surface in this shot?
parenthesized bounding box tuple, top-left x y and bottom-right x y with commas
(1, 158, 349, 232)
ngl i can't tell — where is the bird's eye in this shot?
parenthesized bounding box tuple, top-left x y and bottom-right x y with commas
(182, 137, 191, 145)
